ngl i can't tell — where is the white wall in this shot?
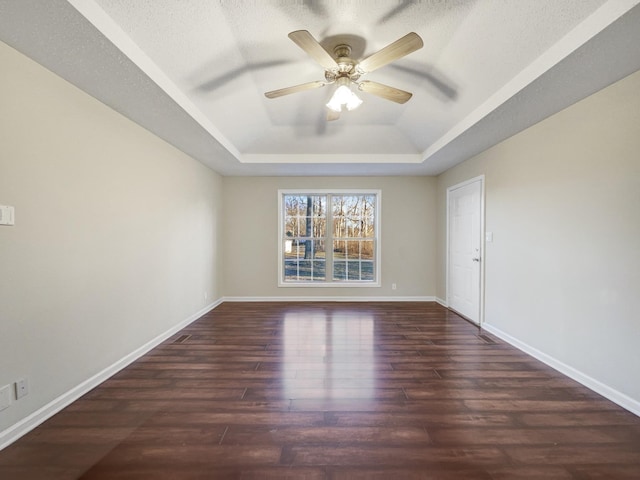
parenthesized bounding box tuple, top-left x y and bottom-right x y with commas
(0, 41, 223, 436)
(222, 176, 437, 299)
(437, 69, 640, 409)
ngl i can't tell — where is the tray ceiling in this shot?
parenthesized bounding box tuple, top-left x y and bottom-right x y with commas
(1, 0, 640, 175)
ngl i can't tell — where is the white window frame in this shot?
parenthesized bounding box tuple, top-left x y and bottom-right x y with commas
(278, 189, 381, 287)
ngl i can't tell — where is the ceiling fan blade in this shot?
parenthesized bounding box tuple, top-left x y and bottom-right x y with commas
(358, 81, 413, 104)
(264, 81, 326, 99)
(288, 30, 338, 70)
(326, 109, 341, 121)
(357, 32, 423, 74)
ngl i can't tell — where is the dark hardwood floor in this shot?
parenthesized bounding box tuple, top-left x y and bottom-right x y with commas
(1, 302, 639, 479)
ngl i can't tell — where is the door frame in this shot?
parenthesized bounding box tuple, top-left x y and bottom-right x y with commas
(446, 175, 485, 326)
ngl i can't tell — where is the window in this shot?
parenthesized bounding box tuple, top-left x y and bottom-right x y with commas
(279, 190, 380, 286)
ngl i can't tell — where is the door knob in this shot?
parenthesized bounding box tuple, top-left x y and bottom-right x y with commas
(472, 257, 481, 262)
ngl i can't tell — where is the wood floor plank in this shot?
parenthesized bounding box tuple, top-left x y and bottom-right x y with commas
(328, 467, 496, 479)
(143, 411, 326, 427)
(78, 467, 328, 480)
(569, 465, 640, 479)
(464, 399, 621, 412)
(504, 445, 640, 465)
(221, 425, 432, 446)
(287, 445, 508, 466)
(519, 410, 640, 427)
(1, 301, 639, 479)
(487, 466, 575, 479)
(429, 426, 625, 445)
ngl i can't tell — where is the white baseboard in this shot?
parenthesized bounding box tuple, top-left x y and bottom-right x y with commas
(222, 296, 437, 302)
(482, 322, 640, 418)
(435, 297, 447, 307)
(0, 299, 223, 451)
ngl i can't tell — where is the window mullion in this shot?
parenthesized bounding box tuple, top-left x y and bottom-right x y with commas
(326, 194, 334, 283)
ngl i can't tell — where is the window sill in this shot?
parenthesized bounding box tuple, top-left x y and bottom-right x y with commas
(278, 281, 381, 288)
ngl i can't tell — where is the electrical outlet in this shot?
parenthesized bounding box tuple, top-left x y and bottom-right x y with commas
(392, 283, 397, 290)
(0, 385, 11, 411)
(15, 378, 28, 399)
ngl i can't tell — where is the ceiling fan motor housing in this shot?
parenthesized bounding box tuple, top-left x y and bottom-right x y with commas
(325, 43, 360, 82)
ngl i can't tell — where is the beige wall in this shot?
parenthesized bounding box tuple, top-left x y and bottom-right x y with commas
(222, 176, 437, 298)
(0, 42, 223, 432)
(437, 69, 640, 405)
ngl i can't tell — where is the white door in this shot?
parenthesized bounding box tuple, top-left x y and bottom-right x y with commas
(447, 177, 483, 324)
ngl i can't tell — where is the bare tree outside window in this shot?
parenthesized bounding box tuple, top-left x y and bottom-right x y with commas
(283, 195, 326, 282)
(332, 194, 375, 281)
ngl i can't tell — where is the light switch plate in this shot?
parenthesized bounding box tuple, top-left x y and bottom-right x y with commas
(0, 205, 15, 226)
(485, 231, 493, 242)
(0, 384, 11, 411)
(15, 378, 28, 399)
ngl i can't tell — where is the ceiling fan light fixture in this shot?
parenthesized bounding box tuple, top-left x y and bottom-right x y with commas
(325, 96, 343, 113)
(345, 90, 363, 111)
(326, 77, 362, 112)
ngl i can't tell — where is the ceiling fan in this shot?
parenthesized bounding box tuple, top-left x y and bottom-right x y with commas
(264, 30, 423, 120)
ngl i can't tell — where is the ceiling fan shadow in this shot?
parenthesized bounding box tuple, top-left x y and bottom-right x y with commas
(377, 0, 476, 26)
(194, 59, 293, 93)
(277, 0, 329, 20)
(377, 0, 414, 25)
(281, 84, 344, 138)
(389, 62, 458, 101)
(314, 108, 330, 136)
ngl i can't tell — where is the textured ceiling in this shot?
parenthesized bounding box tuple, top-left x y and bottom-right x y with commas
(1, 0, 640, 176)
